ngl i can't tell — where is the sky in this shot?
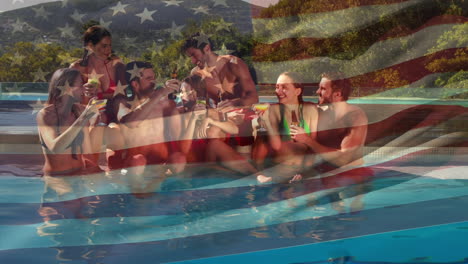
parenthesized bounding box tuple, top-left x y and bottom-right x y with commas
(0, 0, 280, 12)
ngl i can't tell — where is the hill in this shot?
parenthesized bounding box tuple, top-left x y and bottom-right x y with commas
(0, 0, 263, 53)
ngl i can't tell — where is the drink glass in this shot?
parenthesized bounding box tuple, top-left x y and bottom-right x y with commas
(252, 103, 270, 132)
(85, 79, 99, 97)
(195, 97, 207, 120)
(91, 98, 107, 126)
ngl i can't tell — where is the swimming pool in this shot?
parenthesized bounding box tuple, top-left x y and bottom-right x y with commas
(0, 96, 467, 263)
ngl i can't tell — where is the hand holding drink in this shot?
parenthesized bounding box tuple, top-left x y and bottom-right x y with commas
(84, 78, 100, 97)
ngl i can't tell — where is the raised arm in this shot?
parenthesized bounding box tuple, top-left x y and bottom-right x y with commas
(116, 91, 163, 128)
(37, 104, 98, 154)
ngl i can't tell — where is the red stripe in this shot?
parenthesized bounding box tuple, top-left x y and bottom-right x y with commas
(378, 15, 468, 41)
(256, 47, 467, 90)
(253, 0, 412, 19)
(252, 16, 467, 62)
(349, 48, 468, 91)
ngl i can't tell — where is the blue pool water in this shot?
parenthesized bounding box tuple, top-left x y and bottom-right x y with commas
(1, 95, 467, 263)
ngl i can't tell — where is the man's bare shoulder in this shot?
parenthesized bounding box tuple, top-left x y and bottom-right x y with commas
(345, 104, 368, 125)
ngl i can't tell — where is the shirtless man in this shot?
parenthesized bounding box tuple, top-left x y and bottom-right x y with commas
(291, 72, 368, 176)
(113, 61, 181, 194)
(172, 33, 259, 167)
(180, 32, 258, 108)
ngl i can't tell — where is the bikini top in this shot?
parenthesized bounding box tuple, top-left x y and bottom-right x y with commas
(85, 61, 117, 99)
(39, 105, 84, 160)
(279, 103, 311, 141)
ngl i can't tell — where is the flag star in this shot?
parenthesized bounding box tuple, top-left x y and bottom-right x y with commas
(168, 21, 184, 39)
(32, 6, 51, 20)
(87, 69, 104, 82)
(126, 63, 142, 81)
(58, 23, 74, 38)
(122, 35, 138, 50)
(163, 0, 183, 7)
(6, 83, 26, 97)
(31, 99, 44, 115)
(113, 81, 127, 97)
(148, 41, 163, 57)
(33, 68, 48, 82)
(110, 1, 129, 16)
(100, 17, 112, 28)
(215, 44, 234, 55)
(11, 18, 25, 33)
(61, 0, 69, 8)
(192, 6, 210, 15)
(216, 19, 232, 32)
(221, 77, 237, 91)
(212, 0, 228, 7)
(136, 8, 157, 24)
(70, 9, 86, 24)
(10, 52, 25, 66)
(194, 32, 211, 48)
(198, 63, 216, 80)
(57, 81, 74, 98)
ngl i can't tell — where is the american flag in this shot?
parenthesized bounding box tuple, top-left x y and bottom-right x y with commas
(0, 0, 468, 263)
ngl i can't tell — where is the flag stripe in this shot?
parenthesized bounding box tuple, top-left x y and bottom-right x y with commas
(253, 0, 424, 43)
(254, 0, 415, 18)
(252, 16, 468, 61)
(1, 184, 468, 251)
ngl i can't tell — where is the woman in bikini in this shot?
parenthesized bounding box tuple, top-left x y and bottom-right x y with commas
(70, 25, 126, 170)
(178, 74, 257, 175)
(37, 68, 101, 177)
(254, 72, 319, 183)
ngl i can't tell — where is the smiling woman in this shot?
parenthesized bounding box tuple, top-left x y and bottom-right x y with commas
(253, 72, 319, 183)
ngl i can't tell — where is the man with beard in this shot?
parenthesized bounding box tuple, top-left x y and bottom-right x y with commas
(290, 72, 368, 174)
(113, 61, 181, 194)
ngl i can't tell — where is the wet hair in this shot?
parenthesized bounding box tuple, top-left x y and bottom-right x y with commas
(125, 61, 153, 98)
(181, 74, 206, 109)
(80, 25, 112, 67)
(47, 68, 81, 105)
(181, 32, 214, 54)
(183, 74, 206, 97)
(321, 72, 351, 100)
(279, 71, 304, 104)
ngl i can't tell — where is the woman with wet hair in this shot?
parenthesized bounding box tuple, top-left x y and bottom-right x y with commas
(37, 68, 101, 176)
(70, 25, 126, 171)
(71, 25, 125, 103)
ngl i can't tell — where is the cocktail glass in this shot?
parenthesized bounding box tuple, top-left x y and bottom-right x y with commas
(91, 98, 107, 126)
(85, 79, 100, 97)
(252, 103, 270, 132)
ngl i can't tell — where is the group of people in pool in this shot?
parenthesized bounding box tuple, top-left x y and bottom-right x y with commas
(37, 25, 369, 192)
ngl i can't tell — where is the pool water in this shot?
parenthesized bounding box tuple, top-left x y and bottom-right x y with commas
(0, 95, 467, 263)
(0, 158, 467, 263)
